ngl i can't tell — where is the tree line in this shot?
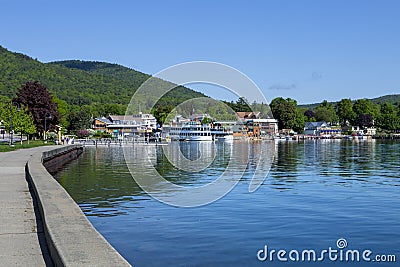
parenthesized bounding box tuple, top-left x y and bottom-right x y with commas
(270, 97, 400, 133)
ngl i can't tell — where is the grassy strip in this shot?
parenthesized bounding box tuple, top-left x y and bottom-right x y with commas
(0, 140, 54, 152)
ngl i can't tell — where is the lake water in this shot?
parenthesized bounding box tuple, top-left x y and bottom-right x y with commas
(54, 140, 399, 266)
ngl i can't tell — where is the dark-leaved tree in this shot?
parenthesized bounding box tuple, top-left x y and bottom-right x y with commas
(304, 109, 315, 121)
(14, 81, 60, 136)
(357, 114, 374, 127)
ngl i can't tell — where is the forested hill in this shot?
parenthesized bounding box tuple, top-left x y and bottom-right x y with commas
(0, 45, 206, 107)
(299, 94, 400, 110)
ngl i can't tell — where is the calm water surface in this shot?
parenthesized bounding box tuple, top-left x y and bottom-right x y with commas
(54, 140, 400, 266)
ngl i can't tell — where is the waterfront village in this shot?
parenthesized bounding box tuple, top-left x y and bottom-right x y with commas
(89, 111, 386, 143)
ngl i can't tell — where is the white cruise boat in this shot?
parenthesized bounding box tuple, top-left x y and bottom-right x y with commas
(179, 121, 213, 141)
(211, 125, 234, 142)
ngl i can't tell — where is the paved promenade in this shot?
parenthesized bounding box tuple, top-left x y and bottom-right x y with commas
(0, 146, 53, 266)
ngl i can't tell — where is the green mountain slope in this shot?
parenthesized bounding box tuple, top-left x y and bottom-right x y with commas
(370, 94, 400, 105)
(0, 46, 206, 108)
(299, 94, 400, 110)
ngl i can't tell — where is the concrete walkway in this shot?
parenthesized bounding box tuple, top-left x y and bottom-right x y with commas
(0, 146, 54, 266)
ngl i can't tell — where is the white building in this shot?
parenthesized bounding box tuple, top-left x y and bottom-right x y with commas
(304, 121, 342, 136)
(93, 113, 157, 138)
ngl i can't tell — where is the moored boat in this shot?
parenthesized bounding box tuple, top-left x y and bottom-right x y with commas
(179, 121, 213, 141)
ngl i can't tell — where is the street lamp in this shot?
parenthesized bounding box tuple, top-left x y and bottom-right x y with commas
(9, 102, 21, 147)
(44, 114, 53, 143)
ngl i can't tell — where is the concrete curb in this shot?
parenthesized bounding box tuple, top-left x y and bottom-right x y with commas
(26, 145, 131, 267)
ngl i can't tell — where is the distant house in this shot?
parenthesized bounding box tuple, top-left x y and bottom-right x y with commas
(236, 112, 278, 137)
(92, 117, 113, 132)
(304, 121, 342, 136)
(279, 129, 295, 135)
(92, 113, 157, 138)
(304, 122, 328, 135)
(108, 113, 157, 129)
(364, 127, 377, 136)
(342, 125, 362, 134)
(252, 118, 278, 136)
(341, 126, 376, 136)
(108, 113, 157, 138)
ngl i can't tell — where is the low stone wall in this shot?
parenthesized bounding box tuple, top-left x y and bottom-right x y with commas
(26, 145, 131, 267)
(42, 145, 83, 174)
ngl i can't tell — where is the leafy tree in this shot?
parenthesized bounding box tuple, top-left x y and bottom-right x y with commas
(201, 117, 212, 124)
(397, 103, 400, 116)
(236, 97, 252, 112)
(0, 95, 10, 105)
(378, 103, 399, 130)
(353, 99, 380, 124)
(222, 97, 252, 112)
(13, 107, 36, 137)
(152, 104, 175, 125)
(53, 96, 69, 130)
(293, 109, 306, 133)
(14, 81, 60, 136)
(67, 106, 92, 133)
(314, 108, 332, 122)
(0, 103, 36, 142)
(336, 98, 355, 126)
(270, 97, 299, 130)
(314, 100, 338, 123)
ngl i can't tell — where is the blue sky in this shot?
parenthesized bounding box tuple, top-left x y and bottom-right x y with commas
(0, 0, 399, 104)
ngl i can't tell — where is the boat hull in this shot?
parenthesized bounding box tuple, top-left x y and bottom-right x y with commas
(181, 136, 213, 141)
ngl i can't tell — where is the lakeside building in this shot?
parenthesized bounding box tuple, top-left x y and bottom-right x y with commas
(304, 121, 342, 137)
(92, 113, 157, 138)
(92, 117, 113, 132)
(303, 122, 378, 138)
(342, 125, 377, 136)
(235, 112, 278, 138)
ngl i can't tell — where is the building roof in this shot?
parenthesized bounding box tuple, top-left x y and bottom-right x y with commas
(108, 114, 156, 124)
(108, 115, 133, 121)
(305, 121, 327, 129)
(236, 112, 261, 120)
(94, 117, 113, 124)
